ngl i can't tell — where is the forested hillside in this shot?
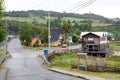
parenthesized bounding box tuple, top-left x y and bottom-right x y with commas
(3, 10, 120, 40)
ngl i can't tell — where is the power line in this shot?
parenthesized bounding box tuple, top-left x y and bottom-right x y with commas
(72, 0, 96, 12)
(65, 0, 96, 13)
(65, 0, 89, 11)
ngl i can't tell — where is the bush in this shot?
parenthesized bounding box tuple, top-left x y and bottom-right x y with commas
(33, 40, 40, 47)
(72, 35, 78, 43)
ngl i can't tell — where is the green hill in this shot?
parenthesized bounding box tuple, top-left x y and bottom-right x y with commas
(3, 10, 120, 39)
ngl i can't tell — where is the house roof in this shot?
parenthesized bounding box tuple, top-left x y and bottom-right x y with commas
(80, 32, 108, 38)
(50, 28, 62, 42)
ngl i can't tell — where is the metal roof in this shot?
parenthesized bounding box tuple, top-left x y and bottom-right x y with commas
(80, 32, 108, 38)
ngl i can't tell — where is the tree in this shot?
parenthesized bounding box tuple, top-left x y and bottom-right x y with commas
(79, 20, 92, 31)
(0, 0, 4, 25)
(19, 22, 32, 46)
(0, 0, 7, 42)
(72, 35, 78, 43)
(0, 28, 7, 42)
(41, 27, 48, 43)
(62, 20, 72, 42)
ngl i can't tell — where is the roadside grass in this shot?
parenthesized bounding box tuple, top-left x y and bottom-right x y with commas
(55, 67, 120, 79)
(50, 52, 120, 79)
(0, 48, 5, 58)
(51, 52, 77, 67)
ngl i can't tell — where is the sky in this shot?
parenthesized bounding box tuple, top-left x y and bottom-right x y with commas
(4, 0, 120, 18)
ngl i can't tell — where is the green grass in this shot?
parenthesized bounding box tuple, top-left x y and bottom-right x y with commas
(0, 47, 5, 58)
(51, 52, 77, 67)
(109, 41, 120, 51)
(51, 53, 120, 79)
(61, 17, 84, 23)
(92, 23, 112, 27)
(3, 16, 47, 24)
(107, 56, 120, 62)
(57, 67, 120, 79)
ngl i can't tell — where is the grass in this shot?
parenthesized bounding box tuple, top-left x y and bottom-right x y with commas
(55, 67, 120, 79)
(109, 41, 120, 51)
(50, 52, 120, 79)
(51, 52, 77, 67)
(0, 47, 5, 58)
(107, 56, 120, 62)
(61, 17, 84, 23)
(92, 23, 112, 27)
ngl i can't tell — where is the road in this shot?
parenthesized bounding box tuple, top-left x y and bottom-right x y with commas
(3, 38, 83, 80)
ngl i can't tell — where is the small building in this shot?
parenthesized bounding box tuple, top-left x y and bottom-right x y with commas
(81, 32, 113, 57)
(50, 28, 62, 46)
(31, 37, 44, 46)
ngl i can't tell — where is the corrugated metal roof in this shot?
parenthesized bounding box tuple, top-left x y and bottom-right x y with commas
(80, 32, 108, 38)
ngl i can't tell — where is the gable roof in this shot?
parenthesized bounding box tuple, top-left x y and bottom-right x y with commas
(80, 32, 108, 38)
(50, 28, 62, 42)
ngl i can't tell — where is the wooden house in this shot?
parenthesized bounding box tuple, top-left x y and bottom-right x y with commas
(81, 32, 113, 57)
(50, 28, 62, 46)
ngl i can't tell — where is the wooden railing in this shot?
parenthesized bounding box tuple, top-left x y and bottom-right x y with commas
(46, 48, 80, 57)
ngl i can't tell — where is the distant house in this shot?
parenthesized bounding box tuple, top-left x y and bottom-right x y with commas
(31, 37, 44, 46)
(50, 28, 62, 46)
(67, 36, 73, 43)
(81, 32, 113, 57)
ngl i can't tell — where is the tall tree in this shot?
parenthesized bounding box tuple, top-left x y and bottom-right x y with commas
(62, 20, 72, 42)
(41, 27, 48, 43)
(19, 22, 32, 46)
(0, 0, 7, 42)
(0, 28, 7, 42)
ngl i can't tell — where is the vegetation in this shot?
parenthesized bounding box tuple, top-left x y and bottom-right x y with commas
(0, 0, 4, 25)
(0, 28, 7, 42)
(62, 20, 72, 42)
(51, 52, 77, 67)
(40, 27, 48, 43)
(19, 22, 32, 46)
(72, 35, 78, 43)
(107, 56, 120, 62)
(51, 52, 120, 68)
(0, 0, 7, 42)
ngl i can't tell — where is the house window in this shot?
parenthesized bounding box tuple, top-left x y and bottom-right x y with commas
(87, 38, 94, 43)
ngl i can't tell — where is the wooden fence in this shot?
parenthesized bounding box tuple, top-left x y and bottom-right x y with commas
(46, 48, 80, 57)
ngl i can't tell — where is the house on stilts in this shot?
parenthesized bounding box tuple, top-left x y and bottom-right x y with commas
(80, 32, 113, 57)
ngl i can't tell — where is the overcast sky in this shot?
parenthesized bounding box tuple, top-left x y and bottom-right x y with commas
(5, 0, 120, 18)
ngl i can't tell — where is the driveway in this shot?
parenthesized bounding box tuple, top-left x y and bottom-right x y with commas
(3, 38, 83, 80)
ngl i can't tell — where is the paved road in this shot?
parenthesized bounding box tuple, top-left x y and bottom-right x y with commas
(4, 38, 83, 80)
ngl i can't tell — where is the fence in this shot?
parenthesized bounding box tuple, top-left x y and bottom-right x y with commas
(46, 48, 80, 58)
(0, 42, 6, 64)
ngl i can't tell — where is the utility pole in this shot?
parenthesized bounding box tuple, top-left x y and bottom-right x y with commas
(48, 11, 51, 53)
(5, 18, 8, 58)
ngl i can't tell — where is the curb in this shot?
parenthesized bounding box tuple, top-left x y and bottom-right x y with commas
(48, 68, 106, 80)
(0, 57, 6, 64)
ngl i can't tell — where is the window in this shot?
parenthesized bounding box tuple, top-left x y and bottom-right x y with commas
(87, 38, 94, 43)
